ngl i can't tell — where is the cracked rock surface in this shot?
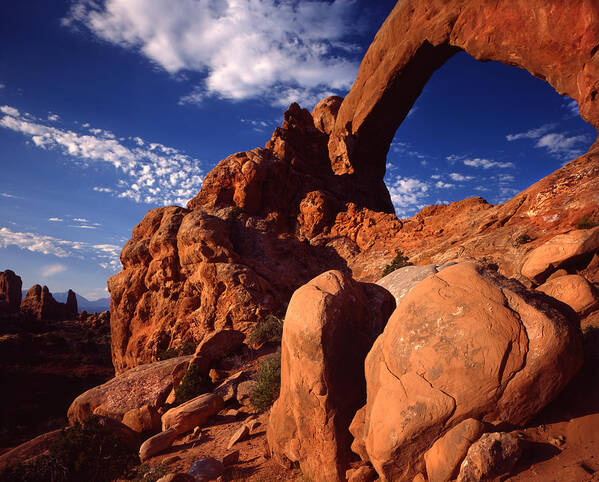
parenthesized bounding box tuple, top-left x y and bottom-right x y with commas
(350, 262, 583, 481)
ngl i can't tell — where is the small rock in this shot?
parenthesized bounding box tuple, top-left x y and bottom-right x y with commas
(413, 474, 426, 482)
(122, 404, 161, 433)
(236, 380, 257, 405)
(156, 474, 195, 482)
(221, 450, 240, 466)
(209, 368, 228, 384)
(224, 409, 239, 417)
(424, 418, 485, 482)
(163, 455, 181, 465)
(139, 428, 179, 461)
(188, 457, 225, 481)
(346, 464, 377, 482)
(192, 426, 202, 438)
(228, 425, 250, 449)
(457, 432, 522, 481)
(246, 420, 261, 433)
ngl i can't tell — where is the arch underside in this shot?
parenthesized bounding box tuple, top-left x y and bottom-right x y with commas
(328, 0, 599, 185)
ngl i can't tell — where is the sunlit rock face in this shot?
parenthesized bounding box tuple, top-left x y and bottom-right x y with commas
(109, 0, 599, 373)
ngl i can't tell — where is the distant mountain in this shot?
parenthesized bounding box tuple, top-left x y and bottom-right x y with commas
(21, 290, 110, 313)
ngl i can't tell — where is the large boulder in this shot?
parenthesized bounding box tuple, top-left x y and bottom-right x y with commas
(0, 269, 22, 313)
(68, 356, 191, 424)
(537, 274, 599, 316)
(267, 270, 395, 481)
(521, 227, 599, 282)
(352, 262, 582, 480)
(376, 263, 455, 305)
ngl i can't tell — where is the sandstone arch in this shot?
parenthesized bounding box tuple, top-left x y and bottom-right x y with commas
(329, 0, 599, 180)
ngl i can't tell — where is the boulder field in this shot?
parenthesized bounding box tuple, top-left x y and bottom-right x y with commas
(42, 0, 599, 479)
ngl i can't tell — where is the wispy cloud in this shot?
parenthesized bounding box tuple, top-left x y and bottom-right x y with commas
(0, 227, 121, 271)
(47, 113, 60, 122)
(463, 158, 514, 169)
(48, 217, 63, 222)
(0, 83, 5, 89)
(535, 133, 589, 158)
(506, 122, 589, 159)
(506, 123, 556, 141)
(1, 192, 22, 199)
(64, 0, 365, 108)
(0, 105, 205, 206)
(449, 172, 474, 181)
(41, 263, 67, 277)
(563, 99, 579, 117)
(435, 181, 454, 189)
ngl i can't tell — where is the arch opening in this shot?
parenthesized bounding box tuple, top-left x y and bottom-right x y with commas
(329, 0, 599, 213)
(381, 51, 597, 218)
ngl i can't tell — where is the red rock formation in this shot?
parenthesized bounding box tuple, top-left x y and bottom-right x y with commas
(109, 0, 599, 374)
(328, 0, 599, 177)
(20, 284, 79, 321)
(0, 269, 22, 313)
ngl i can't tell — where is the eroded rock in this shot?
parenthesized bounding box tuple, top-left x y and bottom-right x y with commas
(457, 432, 522, 482)
(267, 270, 394, 481)
(352, 262, 582, 480)
(537, 274, 599, 316)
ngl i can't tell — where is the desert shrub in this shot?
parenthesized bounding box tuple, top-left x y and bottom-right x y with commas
(513, 233, 533, 246)
(157, 340, 196, 361)
(248, 315, 283, 346)
(131, 462, 169, 482)
(381, 250, 413, 277)
(0, 417, 138, 482)
(576, 214, 598, 230)
(174, 363, 212, 405)
(250, 351, 281, 411)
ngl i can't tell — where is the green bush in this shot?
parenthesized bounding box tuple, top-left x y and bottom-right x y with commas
(381, 250, 413, 277)
(174, 363, 212, 405)
(513, 233, 533, 246)
(250, 352, 281, 411)
(0, 416, 138, 482)
(157, 340, 196, 361)
(576, 215, 598, 230)
(248, 315, 284, 346)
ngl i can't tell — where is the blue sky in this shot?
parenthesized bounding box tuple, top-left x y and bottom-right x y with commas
(0, 0, 595, 299)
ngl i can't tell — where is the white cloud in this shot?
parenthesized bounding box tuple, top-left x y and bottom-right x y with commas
(47, 113, 60, 122)
(1, 192, 21, 199)
(0, 227, 121, 271)
(41, 263, 67, 277)
(535, 133, 589, 157)
(385, 175, 429, 218)
(0, 83, 5, 89)
(1, 105, 20, 117)
(435, 181, 454, 189)
(48, 217, 63, 222)
(463, 158, 514, 169)
(64, 0, 364, 108)
(0, 105, 205, 206)
(506, 123, 556, 141)
(73, 217, 89, 222)
(564, 99, 579, 117)
(449, 172, 474, 181)
(69, 225, 97, 229)
(93, 186, 113, 193)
